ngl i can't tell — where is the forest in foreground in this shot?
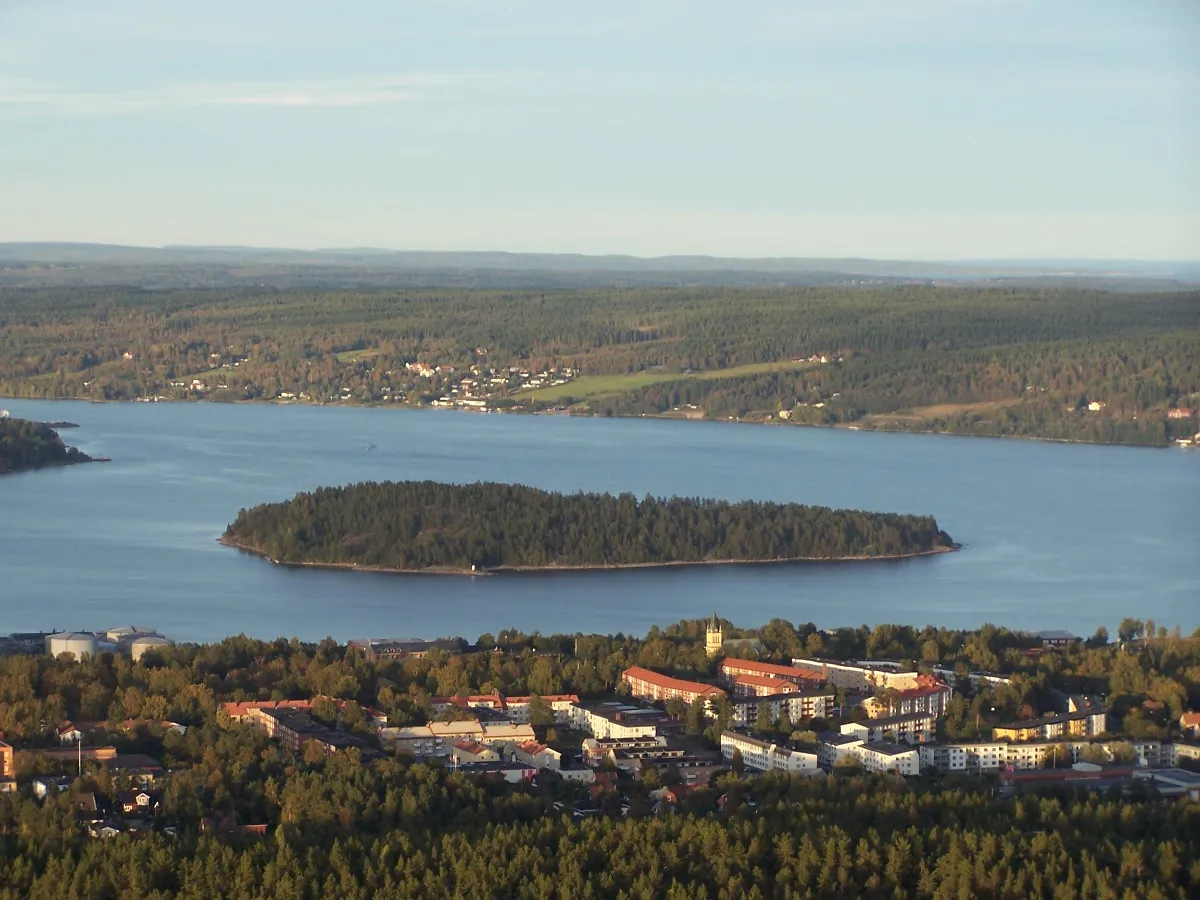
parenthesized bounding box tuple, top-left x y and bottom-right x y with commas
(2, 778, 1196, 899)
(0, 417, 91, 475)
(1, 284, 1196, 445)
(221, 481, 955, 571)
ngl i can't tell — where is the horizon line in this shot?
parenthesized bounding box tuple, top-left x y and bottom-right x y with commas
(1, 240, 1197, 266)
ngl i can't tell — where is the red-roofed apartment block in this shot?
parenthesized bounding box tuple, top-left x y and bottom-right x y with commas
(719, 658, 825, 690)
(622, 667, 725, 706)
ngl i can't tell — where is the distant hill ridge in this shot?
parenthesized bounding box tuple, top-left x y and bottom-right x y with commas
(2, 242, 1197, 283)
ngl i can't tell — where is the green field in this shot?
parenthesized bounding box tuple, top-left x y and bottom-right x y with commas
(526, 360, 817, 402)
(334, 348, 383, 363)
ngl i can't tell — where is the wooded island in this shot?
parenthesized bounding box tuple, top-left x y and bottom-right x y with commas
(221, 481, 955, 572)
(0, 417, 93, 475)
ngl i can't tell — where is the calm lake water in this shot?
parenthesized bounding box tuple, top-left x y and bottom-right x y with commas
(2, 400, 1197, 644)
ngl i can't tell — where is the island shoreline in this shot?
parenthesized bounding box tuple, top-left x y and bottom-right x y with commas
(218, 534, 959, 576)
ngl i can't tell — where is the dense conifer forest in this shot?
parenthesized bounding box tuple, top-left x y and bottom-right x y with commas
(1, 284, 1196, 445)
(2, 776, 1197, 899)
(0, 417, 91, 475)
(221, 481, 955, 571)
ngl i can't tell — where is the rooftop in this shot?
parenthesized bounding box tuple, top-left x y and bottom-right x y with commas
(623, 666, 725, 696)
(733, 673, 799, 690)
(1147, 768, 1200, 787)
(722, 658, 824, 681)
(862, 742, 917, 756)
(818, 731, 864, 747)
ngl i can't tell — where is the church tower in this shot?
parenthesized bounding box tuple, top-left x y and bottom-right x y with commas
(705, 613, 723, 658)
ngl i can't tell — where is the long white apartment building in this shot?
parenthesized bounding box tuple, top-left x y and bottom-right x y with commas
(919, 738, 1177, 773)
(382, 721, 536, 758)
(791, 657, 924, 691)
(730, 691, 836, 727)
(720, 731, 820, 775)
(919, 742, 1007, 772)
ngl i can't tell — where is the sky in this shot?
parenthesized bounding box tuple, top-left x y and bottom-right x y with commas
(1, 0, 1198, 259)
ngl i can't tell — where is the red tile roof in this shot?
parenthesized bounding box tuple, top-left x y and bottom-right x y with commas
(720, 658, 824, 682)
(623, 666, 725, 696)
(733, 672, 799, 690)
(223, 700, 313, 718)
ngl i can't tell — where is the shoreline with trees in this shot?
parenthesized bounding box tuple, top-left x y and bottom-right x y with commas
(218, 533, 957, 575)
(221, 481, 957, 574)
(0, 416, 95, 475)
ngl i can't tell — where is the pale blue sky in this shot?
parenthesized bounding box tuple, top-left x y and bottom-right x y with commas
(2, 0, 1197, 259)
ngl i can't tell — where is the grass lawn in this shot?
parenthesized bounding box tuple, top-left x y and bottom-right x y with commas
(526, 360, 817, 403)
(334, 348, 384, 363)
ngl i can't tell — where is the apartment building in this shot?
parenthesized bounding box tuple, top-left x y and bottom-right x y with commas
(919, 742, 1007, 772)
(383, 721, 535, 758)
(721, 731, 820, 775)
(882, 676, 952, 717)
(570, 703, 666, 739)
(731, 673, 802, 698)
(838, 713, 936, 745)
(817, 733, 866, 769)
(856, 743, 921, 776)
(930, 666, 1013, 688)
(993, 709, 1106, 743)
(581, 736, 668, 766)
(730, 691, 836, 727)
(719, 658, 825, 689)
(791, 657, 921, 691)
(621, 667, 726, 706)
(503, 695, 580, 724)
(610, 744, 687, 773)
(248, 707, 370, 757)
(429, 693, 580, 724)
(815, 732, 918, 775)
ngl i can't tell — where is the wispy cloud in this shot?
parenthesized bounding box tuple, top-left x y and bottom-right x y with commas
(0, 74, 489, 115)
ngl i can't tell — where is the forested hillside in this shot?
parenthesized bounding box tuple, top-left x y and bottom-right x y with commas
(0, 417, 91, 474)
(222, 481, 955, 571)
(1, 284, 1196, 444)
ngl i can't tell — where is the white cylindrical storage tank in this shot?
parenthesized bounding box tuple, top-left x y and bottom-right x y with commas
(46, 632, 99, 659)
(130, 635, 173, 662)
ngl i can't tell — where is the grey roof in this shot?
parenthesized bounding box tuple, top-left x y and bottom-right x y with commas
(1149, 768, 1200, 787)
(863, 742, 917, 756)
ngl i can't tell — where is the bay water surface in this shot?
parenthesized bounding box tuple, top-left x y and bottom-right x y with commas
(1, 400, 1197, 643)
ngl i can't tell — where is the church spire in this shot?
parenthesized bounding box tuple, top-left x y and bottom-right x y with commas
(705, 614, 723, 658)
